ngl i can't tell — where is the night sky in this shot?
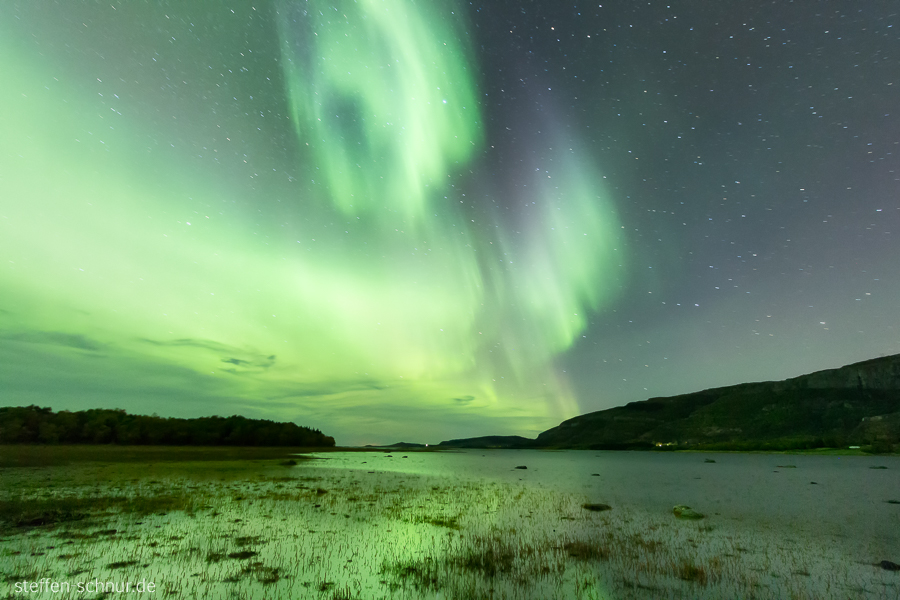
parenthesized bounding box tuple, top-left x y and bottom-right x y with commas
(1, 1, 897, 445)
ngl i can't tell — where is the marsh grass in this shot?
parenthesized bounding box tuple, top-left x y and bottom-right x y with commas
(380, 558, 441, 591)
(563, 540, 610, 561)
(240, 561, 281, 584)
(456, 535, 518, 577)
(0, 492, 197, 529)
(410, 514, 461, 529)
(0, 451, 897, 599)
(677, 561, 708, 585)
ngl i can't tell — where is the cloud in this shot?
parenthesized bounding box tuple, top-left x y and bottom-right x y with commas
(222, 357, 250, 366)
(221, 355, 275, 372)
(138, 337, 276, 374)
(138, 337, 237, 353)
(0, 330, 104, 352)
(264, 379, 387, 401)
(0, 338, 249, 418)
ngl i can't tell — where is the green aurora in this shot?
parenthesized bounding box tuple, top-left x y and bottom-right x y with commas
(0, 1, 623, 444)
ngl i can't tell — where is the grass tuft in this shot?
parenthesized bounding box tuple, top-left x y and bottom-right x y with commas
(677, 561, 708, 585)
(563, 540, 609, 561)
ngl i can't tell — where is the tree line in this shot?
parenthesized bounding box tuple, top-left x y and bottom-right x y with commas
(0, 405, 335, 447)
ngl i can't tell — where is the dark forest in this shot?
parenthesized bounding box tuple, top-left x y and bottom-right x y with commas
(0, 406, 334, 447)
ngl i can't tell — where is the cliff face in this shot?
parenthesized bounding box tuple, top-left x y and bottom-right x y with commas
(536, 354, 900, 450)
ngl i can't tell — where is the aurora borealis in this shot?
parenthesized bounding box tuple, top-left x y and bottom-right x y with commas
(277, 0, 484, 220)
(1, 1, 898, 445)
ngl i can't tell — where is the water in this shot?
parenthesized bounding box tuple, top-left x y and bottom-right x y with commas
(308, 449, 900, 555)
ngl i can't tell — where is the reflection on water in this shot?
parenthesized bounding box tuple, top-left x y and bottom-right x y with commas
(309, 449, 900, 551)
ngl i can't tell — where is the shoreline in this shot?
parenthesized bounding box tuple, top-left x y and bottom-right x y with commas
(1, 443, 896, 469)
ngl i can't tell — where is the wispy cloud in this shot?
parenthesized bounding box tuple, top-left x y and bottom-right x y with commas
(138, 337, 238, 353)
(265, 379, 387, 401)
(0, 330, 104, 352)
(139, 337, 277, 374)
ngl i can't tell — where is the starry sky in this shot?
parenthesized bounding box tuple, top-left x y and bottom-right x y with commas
(1, 0, 898, 446)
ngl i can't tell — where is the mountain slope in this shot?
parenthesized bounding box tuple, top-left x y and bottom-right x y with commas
(536, 354, 900, 450)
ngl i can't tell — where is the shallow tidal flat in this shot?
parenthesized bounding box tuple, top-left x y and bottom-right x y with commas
(1, 448, 898, 599)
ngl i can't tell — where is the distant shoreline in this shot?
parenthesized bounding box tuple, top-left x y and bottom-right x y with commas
(3, 444, 894, 469)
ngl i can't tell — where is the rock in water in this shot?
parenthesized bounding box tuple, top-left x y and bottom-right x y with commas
(673, 505, 704, 519)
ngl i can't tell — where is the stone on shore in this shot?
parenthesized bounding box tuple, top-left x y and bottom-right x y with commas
(673, 505, 704, 519)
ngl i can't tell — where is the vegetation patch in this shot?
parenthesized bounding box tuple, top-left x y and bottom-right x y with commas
(233, 535, 265, 546)
(412, 514, 460, 529)
(455, 538, 517, 577)
(242, 561, 282, 584)
(563, 540, 609, 561)
(0, 493, 196, 530)
(4, 507, 87, 529)
(380, 558, 441, 591)
(677, 561, 708, 585)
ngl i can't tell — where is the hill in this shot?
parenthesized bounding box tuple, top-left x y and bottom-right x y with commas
(536, 354, 900, 451)
(363, 442, 426, 449)
(437, 435, 535, 449)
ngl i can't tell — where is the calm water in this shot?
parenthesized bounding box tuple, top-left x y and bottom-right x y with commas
(308, 449, 900, 554)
